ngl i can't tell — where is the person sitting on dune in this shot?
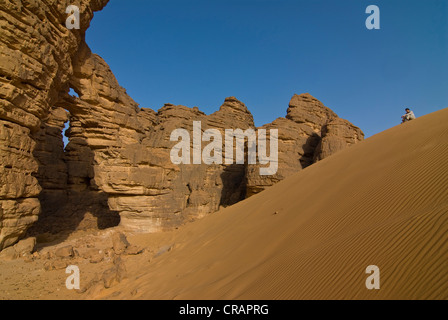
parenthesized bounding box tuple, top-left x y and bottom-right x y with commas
(401, 108, 416, 123)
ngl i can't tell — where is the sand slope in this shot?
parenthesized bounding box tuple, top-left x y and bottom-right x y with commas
(100, 108, 448, 300)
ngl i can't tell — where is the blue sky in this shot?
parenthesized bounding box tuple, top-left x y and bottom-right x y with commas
(83, 0, 448, 138)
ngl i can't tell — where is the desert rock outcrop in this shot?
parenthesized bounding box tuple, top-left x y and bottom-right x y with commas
(246, 93, 364, 196)
(0, 0, 363, 251)
(0, 0, 109, 250)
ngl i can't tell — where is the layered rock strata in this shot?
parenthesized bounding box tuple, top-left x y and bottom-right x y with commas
(0, 0, 110, 249)
(0, 0, 364, 250)
(245, 93, 364, 196)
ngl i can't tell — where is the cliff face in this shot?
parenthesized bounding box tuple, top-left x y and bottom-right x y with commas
(0, 1, 363, 250)
(0, 0, 109, 250)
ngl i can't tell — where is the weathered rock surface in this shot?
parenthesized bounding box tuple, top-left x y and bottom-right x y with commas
(0, 236, 36, 260)
(0, 0, 364, 251)
(112, 232, 130, 255)
(314, 117, 364, 161)
(0, 0, 109, 249)
(246, 93, 364, 196)
(55, 245, 75, 259)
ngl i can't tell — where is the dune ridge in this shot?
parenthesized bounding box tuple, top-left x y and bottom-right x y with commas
(98, 108, 448, 300)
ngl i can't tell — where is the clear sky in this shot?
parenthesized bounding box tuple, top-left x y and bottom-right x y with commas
(83, 0, 448, 138)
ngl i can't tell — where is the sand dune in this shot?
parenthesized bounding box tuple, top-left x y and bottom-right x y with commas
(96, 108, 448, 300)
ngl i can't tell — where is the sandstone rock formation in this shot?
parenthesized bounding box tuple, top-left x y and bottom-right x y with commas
(314, 117, 364, 161)
(0, 0, 364, 251)
(246, 93, 364, 196)
(0, 0, 110, 250)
